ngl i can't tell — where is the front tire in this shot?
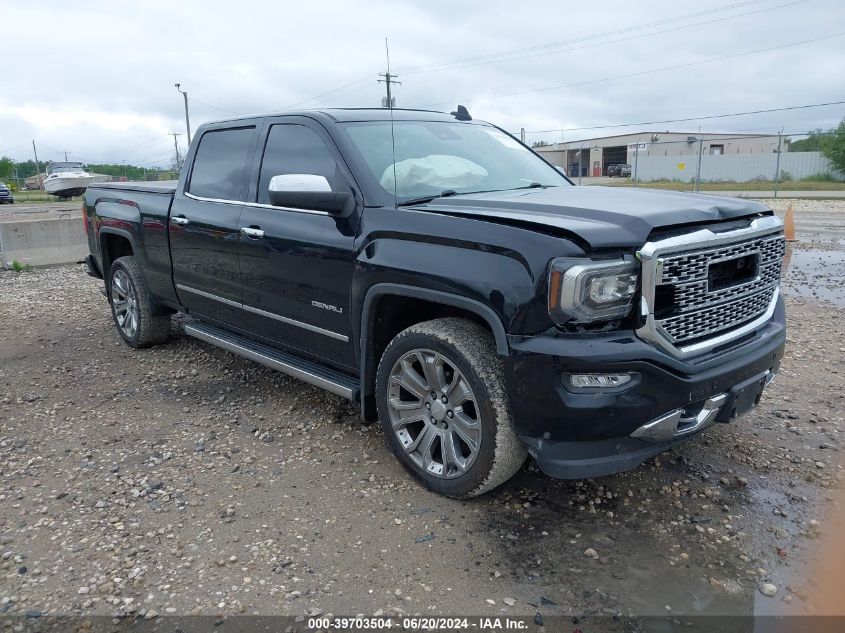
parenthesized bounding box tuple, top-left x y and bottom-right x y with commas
(108, 256, 170, 348)
(376, 318, 526, 498)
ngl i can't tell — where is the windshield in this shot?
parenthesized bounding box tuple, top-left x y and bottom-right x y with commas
(342, 120, 569, 202)
(49, 162, 85, 174)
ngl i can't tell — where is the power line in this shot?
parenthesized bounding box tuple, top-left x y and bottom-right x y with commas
(420, 31, 845, 108)
(399, 0, 792, 75)
(188, 97, 240, 115)
(108, 134, 167, 155)
(408, 0, 809, 74)
(80, 135, 171, 163)
(534, 131, 840, 150)
(129, 150, 177, 166)
(282, 74, 377, 110)
(600, 132, 813, 147)
(315, 81, 379, 106)
(0, 143, 31, 156)
(517, 99, 845, 135)
(138, 153, 176, 166)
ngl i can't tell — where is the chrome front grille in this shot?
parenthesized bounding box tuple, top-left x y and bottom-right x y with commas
(660, 286, 777, 342)
(636, 215, 785, 358)
(672, 260, 781, 312)
(660, 235, 785, 284)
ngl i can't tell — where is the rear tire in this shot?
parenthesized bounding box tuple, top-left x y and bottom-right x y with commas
(108, 256, 170, 348)
(376, 317, 526, 498)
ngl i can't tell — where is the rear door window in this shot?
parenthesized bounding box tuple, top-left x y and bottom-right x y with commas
(188, 127, 255, 200)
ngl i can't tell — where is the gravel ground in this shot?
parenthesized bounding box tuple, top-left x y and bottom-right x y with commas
(0, 199, 843, 624)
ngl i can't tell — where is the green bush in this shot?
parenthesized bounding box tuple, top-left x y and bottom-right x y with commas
(801, 172, 836, 182)
(820, 118, 845, 173)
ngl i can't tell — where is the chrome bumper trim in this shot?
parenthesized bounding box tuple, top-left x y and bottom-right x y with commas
(630, 393, 728, 443)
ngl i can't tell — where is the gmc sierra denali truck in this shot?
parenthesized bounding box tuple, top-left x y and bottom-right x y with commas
(82, 108, 786, 498)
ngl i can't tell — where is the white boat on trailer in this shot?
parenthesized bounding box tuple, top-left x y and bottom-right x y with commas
(43, 162, 109, 198)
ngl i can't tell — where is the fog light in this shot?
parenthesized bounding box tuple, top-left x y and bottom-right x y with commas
(569, 373, 633, 389)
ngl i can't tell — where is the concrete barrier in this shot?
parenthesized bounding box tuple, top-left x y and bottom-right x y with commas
(0, 216, 88, 267)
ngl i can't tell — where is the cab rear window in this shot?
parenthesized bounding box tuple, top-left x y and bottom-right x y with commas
(188, 127, 254, 200)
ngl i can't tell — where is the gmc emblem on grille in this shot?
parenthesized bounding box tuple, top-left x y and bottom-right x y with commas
(708, 254, 758, 292)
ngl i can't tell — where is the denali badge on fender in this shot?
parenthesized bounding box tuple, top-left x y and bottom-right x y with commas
(312, 300, 343, 314)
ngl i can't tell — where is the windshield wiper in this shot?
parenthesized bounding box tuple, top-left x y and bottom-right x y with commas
(397, 184, 553, 206)
(397, 189, 458, 206)
(514, 182, 553, 190)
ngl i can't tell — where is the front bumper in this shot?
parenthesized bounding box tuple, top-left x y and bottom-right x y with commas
(504, 297, 785, 479)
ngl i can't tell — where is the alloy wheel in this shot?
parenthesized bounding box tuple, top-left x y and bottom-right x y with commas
(111, 269, 139, 339)
(386, 348, 482, 478)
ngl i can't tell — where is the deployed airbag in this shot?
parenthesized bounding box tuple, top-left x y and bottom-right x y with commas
(380, 154, 488, 194)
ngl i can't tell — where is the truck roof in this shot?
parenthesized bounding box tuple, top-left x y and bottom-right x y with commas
(203, 108, 479, 126)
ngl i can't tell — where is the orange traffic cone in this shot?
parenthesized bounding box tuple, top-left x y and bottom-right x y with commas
(783, 203, 797, 242)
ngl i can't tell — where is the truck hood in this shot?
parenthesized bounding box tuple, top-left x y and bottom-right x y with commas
(417, 185, 770, 249)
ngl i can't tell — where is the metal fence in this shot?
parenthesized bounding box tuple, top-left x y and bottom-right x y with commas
(632, 151, 842, 183)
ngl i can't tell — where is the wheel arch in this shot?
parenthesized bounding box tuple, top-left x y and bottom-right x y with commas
(100, 230, 171, 316)
(99, 228, 136, 280)
(358, 283, 509, 420)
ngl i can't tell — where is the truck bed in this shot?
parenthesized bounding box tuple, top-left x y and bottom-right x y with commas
(88, 180, 178, 195)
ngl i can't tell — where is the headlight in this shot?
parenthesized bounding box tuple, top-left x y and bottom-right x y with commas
(548, 257, 638, 324)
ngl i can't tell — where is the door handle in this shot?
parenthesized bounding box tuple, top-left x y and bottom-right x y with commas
(171, 215, 189, 226)
(241, 226, 265, 238)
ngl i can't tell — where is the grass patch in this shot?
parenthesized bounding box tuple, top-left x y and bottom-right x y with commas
(800, 172, 837, 182)
(9, 260, 33, 272)
(601, 179, 845, 191)
(12, 191, 83, 204)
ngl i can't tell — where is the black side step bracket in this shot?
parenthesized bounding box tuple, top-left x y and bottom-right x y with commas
(184, 321, 359, 401)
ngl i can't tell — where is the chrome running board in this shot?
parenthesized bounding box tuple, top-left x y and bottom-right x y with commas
(184, 321, 358, 401)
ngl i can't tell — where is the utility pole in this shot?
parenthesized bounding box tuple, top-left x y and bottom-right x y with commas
(169, 132, 182, 171)
(32, 140, 42, 190)
(773, 128, 783, 199)
(175, 83, 191, 145)
(578, 142, 584, 186)
(694, 128, 704, 193)
(520, 128, 526, 144)
(378, 38, 400, 109)
(378, 71, 400, 109)
(633, 139, 640, 187)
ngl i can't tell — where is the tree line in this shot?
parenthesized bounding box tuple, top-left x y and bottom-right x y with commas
(0, 157, 177, 188)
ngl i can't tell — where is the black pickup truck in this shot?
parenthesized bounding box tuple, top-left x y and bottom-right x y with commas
(82, 108, 786, 498)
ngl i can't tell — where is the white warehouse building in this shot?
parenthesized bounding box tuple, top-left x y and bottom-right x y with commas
(534, 131, 785, 179)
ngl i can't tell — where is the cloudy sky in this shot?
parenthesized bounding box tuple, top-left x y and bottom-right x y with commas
(2, 0, 844, 168)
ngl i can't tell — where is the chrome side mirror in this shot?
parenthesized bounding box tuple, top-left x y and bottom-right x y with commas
(267, 173, 352, 216)
(269, 174, 332, 193)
